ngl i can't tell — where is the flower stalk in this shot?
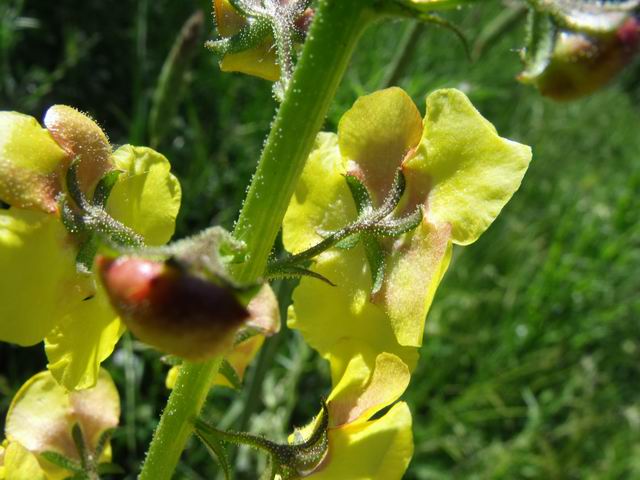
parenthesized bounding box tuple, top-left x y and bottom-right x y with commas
(138, 357, 223, 480)
(232, 0, 377, 284)
(138, 1, 377, 478)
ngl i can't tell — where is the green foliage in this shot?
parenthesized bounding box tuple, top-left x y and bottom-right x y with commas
(1, 1, 639, 479)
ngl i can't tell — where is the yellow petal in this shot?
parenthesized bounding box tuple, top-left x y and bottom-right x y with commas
(43, 105, 113, 196)
(328, 351, 410, 428)
(5, 372, 77, 458)
(283, 132, 353, 253)
(0, 209, 86, 346)
(68, 369, 120, 450)
(2, 442, 46, 480)
(404, 89, 532, 245)
(288, 245, 419, 377)
(284, 132, 418, 372)
(45, 287, 125, 391)
(5, 370, 119, 461)
(220, 41, 281, 82)
(215, 279, 283, 386)
(213, 0, 246, 37)
(0, 112, 66, 213)
(245, 283, 280, 335)
(338, 87, 423, 204)
(374, 221, 452, 347)
(107, 145, 181, 245)
(310, 402, 413, 480)
(214, 335, 265, 388)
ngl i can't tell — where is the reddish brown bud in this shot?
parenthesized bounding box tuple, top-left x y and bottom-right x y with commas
(294, 8, 314, 37)
(519, 17, 640, 101)
(97, 255, 249, 361)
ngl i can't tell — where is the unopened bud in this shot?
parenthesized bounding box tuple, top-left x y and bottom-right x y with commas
(519, 17, 640, 100)
(97, 256, 249, 361)
(294, 8, 314, 37)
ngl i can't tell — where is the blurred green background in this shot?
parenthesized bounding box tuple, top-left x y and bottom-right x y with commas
(1, 1, 639, 478)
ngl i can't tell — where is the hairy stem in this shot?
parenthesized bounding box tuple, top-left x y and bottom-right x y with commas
(232, 0, 376, 284)
(139, 358, 222, 480)
(138, 1, 376, 478)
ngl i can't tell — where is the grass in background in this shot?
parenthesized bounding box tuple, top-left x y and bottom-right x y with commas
(1, 2, 639, 479)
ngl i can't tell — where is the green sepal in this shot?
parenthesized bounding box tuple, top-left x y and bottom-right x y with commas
(266, 265, 337, 287)
(108, 226, 253, 297)
(206, 19, 271, 57)
(372, 169, 406, 221)
(363, 235, 386, 296)
(71, 423, 88, 470)
(94, 427, 115, 460)
(61, 160, 145, 254)
(160, 226, 248, 285)
(50, 423, 116, 479)
(219, 358, 243, 390)
(228, 0, 265, 18)
(194, 401, 329, 479)
(233, 326, 262, 346)
(39, 451, 83, 474)
(59, 194, 86, 235)
(268, 168, 420, 294)
(373, 206, 423, 238)
(195, 429, 232, 480)
(520, 9, 556, 80)
(345, 174, 373, 216)
(92, 170, 122, 209)
(66, 157, 90, 210)
(334, 233, 361, 250)
(75, 234, 99, 274)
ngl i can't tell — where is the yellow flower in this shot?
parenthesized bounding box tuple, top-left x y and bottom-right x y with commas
(212, 0, 280, 81)
(210, 0, 313, 82)
(281, 88, 531, 477)
(283, 87, 531, 376)
(280, 346, 412, 479)
(0, 106, 181, 390)
(0, 369, 120, 479)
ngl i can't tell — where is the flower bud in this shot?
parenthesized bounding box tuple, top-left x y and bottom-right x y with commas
(519, 17, 640, 101)
(211, 0, 314, 82)
(294, 7, 314, 36)
(97, 255, 249, 360)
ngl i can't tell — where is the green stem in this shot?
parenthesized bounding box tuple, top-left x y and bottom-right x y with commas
(139, 2, 376, 478)
(232, 0, 377, 283)
(138, 357, 222, 480)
